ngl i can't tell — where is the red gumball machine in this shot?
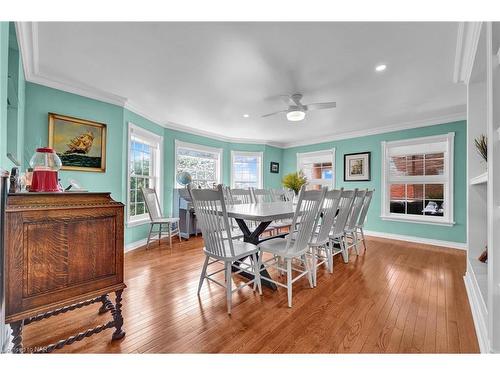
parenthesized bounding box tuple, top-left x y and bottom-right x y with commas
(29, 147, 63, 192)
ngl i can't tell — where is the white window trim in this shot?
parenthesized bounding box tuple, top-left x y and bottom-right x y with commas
(230, 150, 263, 189)
(296, 148, 336, 188)
(380, 132, 455, 226)
(127, 123, 164, 227)
(174, 139, 223, 188)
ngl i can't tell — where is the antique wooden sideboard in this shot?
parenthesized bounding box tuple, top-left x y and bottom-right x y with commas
(3, 192, 126, 353)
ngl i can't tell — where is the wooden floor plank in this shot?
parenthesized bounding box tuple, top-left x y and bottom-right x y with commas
(19, 235, 479, 353)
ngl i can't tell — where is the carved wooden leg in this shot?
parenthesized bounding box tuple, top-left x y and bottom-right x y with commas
(11, 320, 24, 354)
(111, 289, 125, 340)
(98, 294, 110, 314)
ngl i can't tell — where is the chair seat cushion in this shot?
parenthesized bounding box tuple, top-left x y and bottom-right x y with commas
(204, 239, 259, 260)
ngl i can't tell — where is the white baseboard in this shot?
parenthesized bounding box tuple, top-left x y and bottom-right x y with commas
(363, 230, 467, 250)
(463, 263, 490, 353)
(124, 234, 174, 253)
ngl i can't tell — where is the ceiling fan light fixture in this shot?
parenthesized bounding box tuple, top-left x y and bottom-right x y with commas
(286, 110, 305, 122)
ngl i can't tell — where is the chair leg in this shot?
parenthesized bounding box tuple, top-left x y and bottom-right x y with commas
(225, 261, 232, 314)
(353, 231, 360, 255)
(286, 259, 292, 308)
(198, 255, 209, 295)
(340, 236, 349, 263)
(360, 227, 367, 252)
(302, 254, 314, 289)
(146, 224, 154, 249)
(168, 225, 172, 250)
(311, 247, 317, 287)
(252, 253, 262, 295)
(327, 242, 334, 273)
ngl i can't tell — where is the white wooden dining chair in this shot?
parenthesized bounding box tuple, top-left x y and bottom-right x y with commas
(328, 189, 357, 263)
(141, 187, 181, 250)
(190, 185, 262, 314)
(344, 189, 367, 256)
(258, 185, 326, 307)
(354, 189, 374, 252)
(270, 188, 295, 234)
(251, 188, 276, 203)
(309, 188, 343, 286)
(228, 188, 254, 204)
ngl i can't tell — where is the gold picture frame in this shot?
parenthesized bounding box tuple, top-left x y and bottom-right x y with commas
(48, 113, 107, 172)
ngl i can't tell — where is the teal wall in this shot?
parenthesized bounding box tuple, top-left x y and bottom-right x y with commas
(282, 120, 467, 244)
(22, 83, 285, 245)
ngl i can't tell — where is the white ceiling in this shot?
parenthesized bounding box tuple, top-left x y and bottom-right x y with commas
(30, 22, 465, 147)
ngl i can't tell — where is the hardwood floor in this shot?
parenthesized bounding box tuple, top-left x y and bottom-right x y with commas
(21, 235, 479, 353)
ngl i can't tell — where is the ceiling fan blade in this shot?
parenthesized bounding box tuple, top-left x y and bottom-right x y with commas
(305, 102, 337, 111)
(261, 110, 287, 118)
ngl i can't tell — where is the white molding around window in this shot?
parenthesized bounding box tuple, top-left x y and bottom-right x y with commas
(297, 148, 336, 188)
(127, 123, 164, 227)
(174, 140, 223, 188)
(380, 132, 455, 226)
(230, 150, 263, 189)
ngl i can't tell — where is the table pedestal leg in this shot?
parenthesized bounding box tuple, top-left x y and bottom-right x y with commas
(232, 219, 277, 290)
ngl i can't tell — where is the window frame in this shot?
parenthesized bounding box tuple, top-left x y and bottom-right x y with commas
(296, 148, 336, 189)
(174, 140, 223, 188)
(127, 123, 164, 227)
(380, 132, 455, 226)
(230, 150, 263, 189)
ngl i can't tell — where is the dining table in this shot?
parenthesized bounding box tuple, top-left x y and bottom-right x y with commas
(223, 201, 296, 290)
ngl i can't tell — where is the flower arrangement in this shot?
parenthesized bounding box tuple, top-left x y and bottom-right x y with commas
(474, 134, 487, 162)
(282, 171, 307, 195)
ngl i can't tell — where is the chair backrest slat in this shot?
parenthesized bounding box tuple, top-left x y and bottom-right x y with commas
(228, 188, 254, 204)
(141, 187, 163, 220)
(331, 189, 357, 238)
(271, 188, 295, 202)
(252, 188, 276, 203)
(345, 189, 367, 231)
(314, 188, 343, 245)
(356, 190, 374, 227)
(286, 186, 326, 254)
(190, 185, 234, 257)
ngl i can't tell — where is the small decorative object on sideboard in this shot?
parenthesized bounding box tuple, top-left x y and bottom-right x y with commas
(478, 246, 488, 263)
(8, 167, 20, 194)
(29, 147, 62, 192)
(474, 134, 487, 163)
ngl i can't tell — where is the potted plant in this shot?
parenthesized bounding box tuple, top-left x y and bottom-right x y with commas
(282, 171, 307, 200)
(474, 134, 487, 168)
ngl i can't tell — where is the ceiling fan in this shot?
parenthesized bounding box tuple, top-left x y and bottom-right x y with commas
(262, 93, 336, 122)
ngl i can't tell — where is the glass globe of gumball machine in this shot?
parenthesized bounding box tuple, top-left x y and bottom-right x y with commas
(29, 147, 63, 192)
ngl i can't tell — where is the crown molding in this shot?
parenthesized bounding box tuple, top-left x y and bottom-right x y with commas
(453, 22, 482, 84)
(15, 21, 466, 151)
(280, 112, 466, 148)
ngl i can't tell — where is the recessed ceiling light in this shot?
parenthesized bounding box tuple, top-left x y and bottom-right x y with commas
(243, 114, 249, 118)
(375, 64, 387, 72)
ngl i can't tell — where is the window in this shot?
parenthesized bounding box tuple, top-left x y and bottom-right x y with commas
(175, 140, 222, 188)
(231, 151, 263, 188)
(297, 149, 335, 189)
(127, 123, 163, 225)
(381, 133, 454, 226)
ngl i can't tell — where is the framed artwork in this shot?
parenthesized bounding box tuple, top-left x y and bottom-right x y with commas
(48, 113, 107, 172)
(270, 161, 280, 174)
(344, 152, 371, 181)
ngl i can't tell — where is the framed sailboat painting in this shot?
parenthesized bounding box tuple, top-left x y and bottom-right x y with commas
(48, 113, 107, 172)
